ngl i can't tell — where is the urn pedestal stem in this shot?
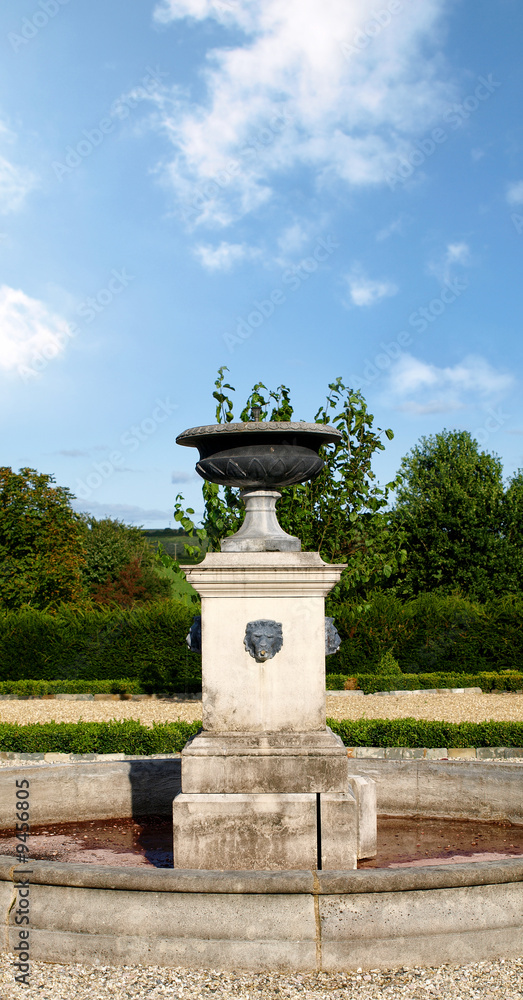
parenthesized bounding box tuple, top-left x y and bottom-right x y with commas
(221, 490, 301, 553)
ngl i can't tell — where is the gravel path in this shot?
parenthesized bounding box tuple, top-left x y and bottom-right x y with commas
(0, 693, 521, 726)
(1, 955, 523, 999)
(326, 692, 523, 724)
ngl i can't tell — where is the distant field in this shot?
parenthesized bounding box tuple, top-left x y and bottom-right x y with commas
(142, 529, 207, 564)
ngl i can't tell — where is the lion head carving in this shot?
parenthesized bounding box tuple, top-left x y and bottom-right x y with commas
(244, 620, 283, 663)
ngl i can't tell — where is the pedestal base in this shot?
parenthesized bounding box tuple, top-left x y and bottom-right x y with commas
(181, 729, 350, 794)
(172, 791, 358, 871)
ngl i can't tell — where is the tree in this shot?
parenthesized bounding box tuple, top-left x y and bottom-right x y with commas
(496, 469, 523, 593)
(0, 467, 85, 610)
(393, 429, 505, 601)
(176, 370, 406, 603)
(79, 516, 171, 606)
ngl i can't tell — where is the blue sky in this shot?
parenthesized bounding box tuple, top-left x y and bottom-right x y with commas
(0, 0, 522, 526)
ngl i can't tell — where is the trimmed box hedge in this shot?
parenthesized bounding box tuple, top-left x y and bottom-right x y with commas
(326, 671, 523, 693)
(0, 679, 144, 696)
(0, 718, 522, 752)
(0, 720, 201, 754)
(328, 717, 523, 748)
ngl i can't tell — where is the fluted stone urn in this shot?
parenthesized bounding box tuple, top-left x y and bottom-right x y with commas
(176, 421, 341, 551)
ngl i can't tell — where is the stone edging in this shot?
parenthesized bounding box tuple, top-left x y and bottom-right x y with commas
(0, 693, 202, 701)
(3, 686, 521, 699)
(1, 748, 523, 763)
(1, 855, 522, 894)
(329, 687, 497, 695)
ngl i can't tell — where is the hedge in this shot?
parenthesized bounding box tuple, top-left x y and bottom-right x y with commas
(0, 603, 201, 692)
(2, 671, 521, 697)
(0, 718, 522, 752)
(0, 679, 144, 696)
(328, 717, 523, 748)
(327, 591, 523, 674)
(0, 720, 201, 754)
(326, 671, 523, 693)
(2, 593, 523, 692)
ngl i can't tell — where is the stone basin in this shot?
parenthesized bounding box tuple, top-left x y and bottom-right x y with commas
(1, 756, 522, 972)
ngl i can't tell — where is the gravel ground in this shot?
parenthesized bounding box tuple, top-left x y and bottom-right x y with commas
(326, 692, 523, 724)
(1, 955, 523, 999)
(0, 693, 521, 726)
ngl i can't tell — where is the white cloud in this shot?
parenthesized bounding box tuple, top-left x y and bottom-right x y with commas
(385, 353, 514, 414)
(273, 220, 319, 266)
(427, 240, 471, 283)
(506, 181, 523, 206)
(171, 469, 197, 483)
(154, 0, 220, 23)
(0, 285, 71, 375)
(277, 223, 309, 256)
(194, 240, 260, 271)
(470, 147, 485, 162)
(150, 0, 455, 224)
(345, 267, 398, 307)
(446, 242, 470, 264)
(376, 215, 407, 241)
(0, 154, 34, 213)
(399, 398, 464, 415)
(0, 120, 35, 213)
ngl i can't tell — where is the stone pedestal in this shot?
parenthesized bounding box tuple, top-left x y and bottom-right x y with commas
(186, 552, 342, 733)
(174, 551, 376, 870)
(172, 791, 358, 870)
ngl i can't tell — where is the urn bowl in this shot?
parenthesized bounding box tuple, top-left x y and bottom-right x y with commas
(176, 422, 342, 489)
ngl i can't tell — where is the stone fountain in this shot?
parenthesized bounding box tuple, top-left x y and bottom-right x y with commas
(0, 418, 522, 969)
(174, 418, 376, 870)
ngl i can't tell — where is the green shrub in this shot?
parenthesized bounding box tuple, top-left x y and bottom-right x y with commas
(0, 602, 202, 692)
(0, 679, 143, 696)
(399, 593, 487, 672)
(325, 671, 523, 694)
(378, 650, 401, 674)
(328, 717, 523, 748)
(326, 674, 351, 690)
(1, 718, 521, 752)
(0, 720, 201, 754)
(327, 591, 523, 674)
(328, 591, 406, 673)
